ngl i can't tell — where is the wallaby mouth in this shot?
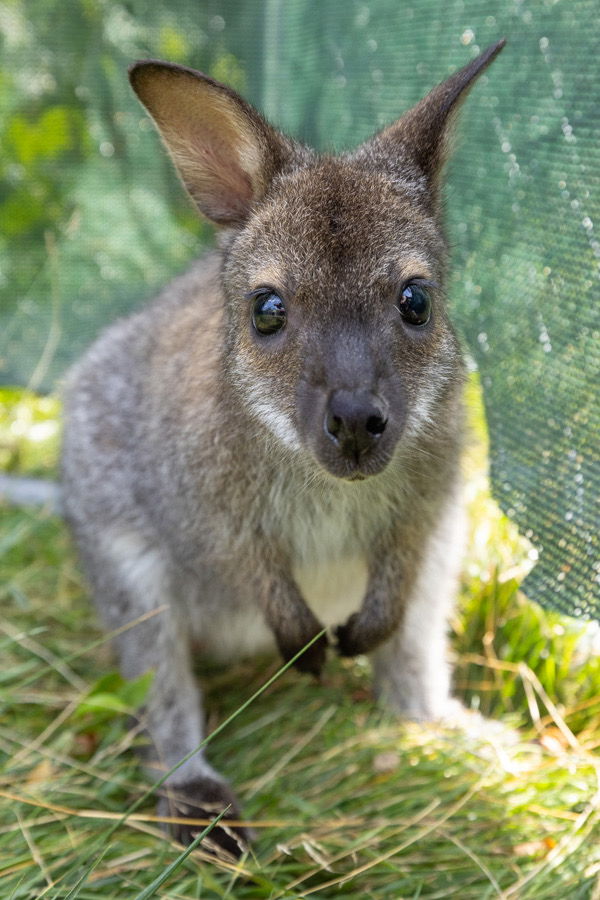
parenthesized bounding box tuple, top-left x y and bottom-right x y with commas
(319, 445, 395, 481)
(293, 322, 409, 480)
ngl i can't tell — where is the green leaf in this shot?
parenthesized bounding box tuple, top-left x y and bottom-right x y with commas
(120, 670, 154, 708)
(75, 692, 130, 715)
(74, 669, 154, 718)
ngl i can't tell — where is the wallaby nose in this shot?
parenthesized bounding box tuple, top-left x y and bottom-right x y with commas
(324, 390, 388, 459)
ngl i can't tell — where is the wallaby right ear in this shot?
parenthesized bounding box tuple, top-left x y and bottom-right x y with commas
(129, 61, 292, 227)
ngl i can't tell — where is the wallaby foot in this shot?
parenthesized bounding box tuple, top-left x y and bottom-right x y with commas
(158, 777, 250, 858)
(279, 630, 328, 677)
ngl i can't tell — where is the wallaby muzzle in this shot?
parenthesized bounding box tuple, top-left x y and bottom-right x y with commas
(297, 353, 406, 478)
(325, 389, 387, 452)
(323, 389, 388, 474)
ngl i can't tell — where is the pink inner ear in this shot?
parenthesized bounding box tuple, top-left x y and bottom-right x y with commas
(132, 66, 275, 226)
(177, 127, 257, 225)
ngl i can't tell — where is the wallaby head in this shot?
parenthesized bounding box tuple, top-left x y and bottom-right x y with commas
(129, 40, 504, 481)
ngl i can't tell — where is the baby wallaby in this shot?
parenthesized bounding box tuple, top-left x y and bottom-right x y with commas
(61, 40, 505, 857)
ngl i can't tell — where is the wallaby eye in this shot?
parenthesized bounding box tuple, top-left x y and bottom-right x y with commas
(397, 283, 432, 327)
(251, 290, 287, 336)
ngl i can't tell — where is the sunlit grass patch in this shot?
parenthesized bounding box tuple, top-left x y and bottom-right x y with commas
(0, 388, 61, 477)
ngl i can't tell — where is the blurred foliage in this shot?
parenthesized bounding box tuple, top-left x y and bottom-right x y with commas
(0, 0, 598, 617)
(74, 670, 154, 721)
(0, 387, 60, 475)
(456, 379, 600, 739)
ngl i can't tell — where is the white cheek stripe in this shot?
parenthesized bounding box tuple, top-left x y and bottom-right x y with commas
(232, 357, 302, 451)
(405, 355, 455, 439)
(245, 395, 302, 450)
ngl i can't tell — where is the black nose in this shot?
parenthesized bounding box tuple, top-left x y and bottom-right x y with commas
(324, 390, 388, 459)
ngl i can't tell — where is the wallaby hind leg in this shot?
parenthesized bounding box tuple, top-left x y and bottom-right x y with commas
(371, 495, 465, 721)
(79, 526, 249, 856)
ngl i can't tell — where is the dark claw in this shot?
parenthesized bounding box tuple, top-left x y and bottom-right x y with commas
(280, 631, 328, 677)
(335, 613, 364, 657)
(158, 776, 250, 858)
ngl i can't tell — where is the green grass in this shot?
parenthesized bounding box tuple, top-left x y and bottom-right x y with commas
(0, 384, 599, 898)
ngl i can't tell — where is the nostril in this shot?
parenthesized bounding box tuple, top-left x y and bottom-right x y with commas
(366, 414, 387, 437)
(325, 412, 343, 440)
(324, 391, 389, 453)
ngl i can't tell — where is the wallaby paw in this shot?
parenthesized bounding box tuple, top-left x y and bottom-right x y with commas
(279, 630, 328, 677)
(335, 613, 368, 657)
(336, 611, 397, 657)
(158, 777, 250, 859)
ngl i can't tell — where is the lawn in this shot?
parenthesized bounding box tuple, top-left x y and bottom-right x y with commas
(0, 383, 599, 899)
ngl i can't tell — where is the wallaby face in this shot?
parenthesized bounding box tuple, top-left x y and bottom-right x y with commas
(62, 40, 505, 859)
(225, 159, 457, 480)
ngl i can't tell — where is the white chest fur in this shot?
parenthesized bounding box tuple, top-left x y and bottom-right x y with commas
(293, 555, 368, 628)
(287, 489, 369, 628)
(202, 552, 367, 664)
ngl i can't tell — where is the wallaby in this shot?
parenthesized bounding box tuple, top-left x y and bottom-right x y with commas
(61, 39, 505, 858)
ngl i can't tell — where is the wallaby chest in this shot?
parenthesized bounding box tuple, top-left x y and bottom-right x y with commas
(274, 478, 381, 627)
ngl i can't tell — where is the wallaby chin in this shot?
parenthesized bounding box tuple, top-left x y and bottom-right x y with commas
(311, 444, 396, 482)
(62, 41, 505, 856)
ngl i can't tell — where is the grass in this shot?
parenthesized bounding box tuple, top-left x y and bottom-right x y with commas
(0, 383, 599, 899)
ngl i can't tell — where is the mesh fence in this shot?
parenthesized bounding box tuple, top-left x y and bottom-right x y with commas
(1, 0, 598, 619)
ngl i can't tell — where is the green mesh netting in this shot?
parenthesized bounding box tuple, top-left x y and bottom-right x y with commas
(1, 1, 598, 619)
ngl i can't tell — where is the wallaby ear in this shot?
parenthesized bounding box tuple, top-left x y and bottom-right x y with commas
(357, 39, 506, 205)
(129, 61, 292, 226)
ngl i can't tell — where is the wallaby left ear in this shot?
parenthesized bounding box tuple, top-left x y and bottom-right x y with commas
(356, 39, 506, 205)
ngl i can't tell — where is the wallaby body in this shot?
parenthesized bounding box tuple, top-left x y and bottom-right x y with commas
(62, 40, 504, 856)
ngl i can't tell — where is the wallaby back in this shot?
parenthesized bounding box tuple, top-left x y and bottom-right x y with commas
(61, 39, 505, 857)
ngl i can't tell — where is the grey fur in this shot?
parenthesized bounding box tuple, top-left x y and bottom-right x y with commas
(61, 41, 505, 854)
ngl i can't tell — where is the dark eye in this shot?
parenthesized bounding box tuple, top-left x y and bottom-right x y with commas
(397, 283, 432, 327)
(251, 290, 287, 336)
